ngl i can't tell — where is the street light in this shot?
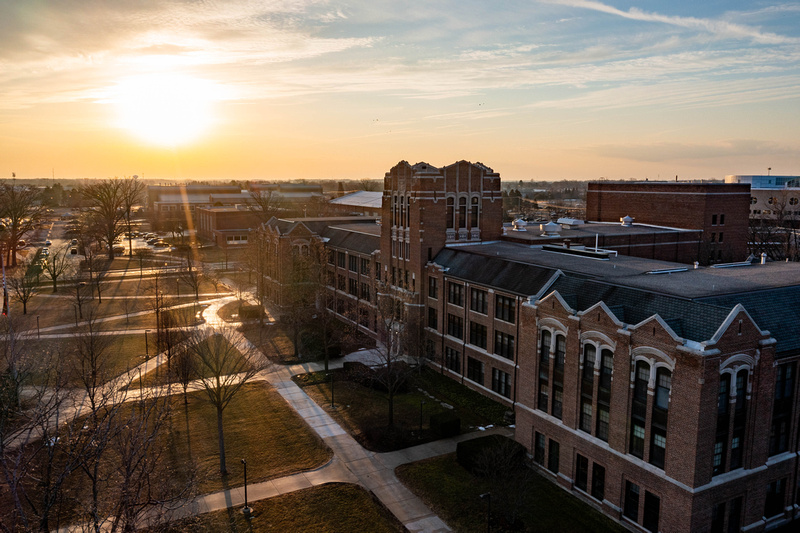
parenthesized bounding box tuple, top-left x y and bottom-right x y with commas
(36, 315, 40, 339)
(419, 400, 426, 432)
(241, 459, 252, 516)
(329, 371, 335, 409)
(144, 329, 151, 359)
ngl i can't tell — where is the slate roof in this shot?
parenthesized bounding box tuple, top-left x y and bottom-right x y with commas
(323, 226, 380, 255)
(699, 286, 800, 356)
(432, 245, 800, 348)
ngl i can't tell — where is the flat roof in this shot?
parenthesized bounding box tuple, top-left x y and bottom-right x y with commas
(503, 221, 698, 243)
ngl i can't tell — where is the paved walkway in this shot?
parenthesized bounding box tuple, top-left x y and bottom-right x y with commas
(162, 300, 514, 532)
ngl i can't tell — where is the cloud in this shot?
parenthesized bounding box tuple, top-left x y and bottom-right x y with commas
(539, 0, 798, 44)
(586, 139, 797, 162)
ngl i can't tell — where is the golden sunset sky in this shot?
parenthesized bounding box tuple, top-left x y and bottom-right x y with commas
(1, 1, 799, 181)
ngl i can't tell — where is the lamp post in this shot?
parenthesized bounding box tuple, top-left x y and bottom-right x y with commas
(144, 329, 151, 359)
(329, 371, 335, 408)
(480, 492, 491, 533)
(176, 278, 180, 297)
(419, 400, 426, 432)
(241, 459, 251, 516)
(36, 315, 40, 339)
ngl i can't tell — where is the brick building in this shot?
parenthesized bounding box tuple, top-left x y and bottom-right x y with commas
(196, 207, 261, 248)
(258, 161, 800, 532)
(586, 182, 751, 264)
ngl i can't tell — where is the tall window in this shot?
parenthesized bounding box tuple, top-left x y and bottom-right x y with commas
(643, 491, 660, 533)
(650, 368, 671, 469)
(349, 255, 358, 272)
(466, 357, 484, 385)
(448, 282, 464, 306)
(624, 481, 640, 522)
(428, 276, 438, 299)
(458, 197, 467, 229)
(491, 368, 511, 398)
(630, 361, 649, 459)
(770, 363, 795, 456)
(764, 479, 786, 519)
(596, 349, 613, 442)
(548, 439, 560, 473)
(470, 288, 488, 314)
(714, 374, 731, 476)
(495, 295, 516, 323)
(580, 344, 596, 433)
(427, 307, 438, 329)
(470, 197, 479, 228)
(494, 331, 515, 360)
(552, 335, 565, 420)
(575, 454, 588, 491)
(446, 197, 454, 229)
(447, 314, 463, 339)
(469, 321, 487, 349)
(730, 370, 748, 469)
(591, 463, 605, 501)
(445, 347, 460, 373)
(538, 330, 551, 412)
(534, 432, 545, 465)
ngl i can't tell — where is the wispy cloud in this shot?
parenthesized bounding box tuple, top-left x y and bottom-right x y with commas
(585, 139, 798, 162)
(539, 0, 798, 44)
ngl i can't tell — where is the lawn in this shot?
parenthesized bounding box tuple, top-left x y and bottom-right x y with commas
(164, 483, 404, 532)
(294, 366, 510, 452)
(396, 453, 626, 533)
(169, 383, 331, 493)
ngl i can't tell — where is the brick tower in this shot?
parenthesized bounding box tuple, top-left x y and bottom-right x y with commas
(379, 160, 503, 296)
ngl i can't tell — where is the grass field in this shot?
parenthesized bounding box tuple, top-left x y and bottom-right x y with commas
(164, 483, 404, 532)
(396, 453, 626, 533)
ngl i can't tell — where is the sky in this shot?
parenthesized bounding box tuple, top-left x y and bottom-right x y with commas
(1, 0, 799, 182)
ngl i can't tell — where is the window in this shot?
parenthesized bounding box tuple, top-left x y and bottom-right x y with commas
(447, 314, 463, 339)
(770, 363, 795, 456)
(643, 491, 660, 533)
(458, 197, 467, 229)
(712, 214, 718, 225)
(448, 282, 464, 306)
(466, 357, 484, 385)
(650, 429, 666, 469)
(337, 274, 346, 291)
(427, 307, 438, 329)
(596, 406, 610, 442)
(349, 255, 358, 272)
(349, 278, 358, 296)
(491, 368, 511, 398)
(552, 386, 563, 420)
(765, 479, 786, 518)
(591, 463, 605, 501)
(375, 262, 381, 280)
(337, 251, 346, 268)
(630, 424, 645, 459)
(539, 330, 551, 365)
(360, 257, 370, 275)
(469, 321, 487, 349)
(327, 249, 335, 264)
(624, 481, 639, 522)
(580, 401, 592, 433)
(554, 335, 566, 369)
(495, 295, 516, 323)
(582, 344, 596, 383)
(720, 214, 725, 225)
(548, 439, 560, 474)
(575, 454, 588, 491)
(471, 197, 479, 228)
(446, 197, 454, 229)
(534, 432, 545, 465)
(718, 232, 724, 243)
(428, 277, 438, 299)
(360, 282, 370, 302)
(445, 347, 460, 373)
(470, 288, 488, 314)
(655, 368, 671, 409)
(494, 331, 515, 360)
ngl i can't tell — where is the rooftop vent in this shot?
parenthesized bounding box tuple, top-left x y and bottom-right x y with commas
(512, 218, 528, 231)
(557, 217, 584, 229)
(620, 215, 634, 226)
(540, 221, 560, 236)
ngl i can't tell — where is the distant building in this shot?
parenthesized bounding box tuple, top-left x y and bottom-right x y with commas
(327, 191, 383, 217)
(196, 206, 261, 248)
(726, 175, 800, 221)
(586, 181, 751, 264)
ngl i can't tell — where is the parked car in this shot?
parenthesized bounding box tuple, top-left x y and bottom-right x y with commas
(41, 247, 49, 256)
(153, 241, 169, 248)
(45, 240, 52, 246)
(70, 248, 78, 255)
(71, 239, 78, 245)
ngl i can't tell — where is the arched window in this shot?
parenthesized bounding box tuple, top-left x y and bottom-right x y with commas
(458, 197, 467, 229)
(630, 361, 650, 459)
(537, 330, 551, 412)
(446, 197, 454, 229)
(654, 368, 671, 411)
(470, 197, 479, 228)
(583, 344, 596, 382)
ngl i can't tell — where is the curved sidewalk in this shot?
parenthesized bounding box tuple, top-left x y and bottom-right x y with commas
(174, 303, 514, 532)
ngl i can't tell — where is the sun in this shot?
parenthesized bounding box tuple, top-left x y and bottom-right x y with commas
(112, 74, 222, 147)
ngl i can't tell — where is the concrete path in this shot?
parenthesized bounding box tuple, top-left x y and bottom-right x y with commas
(163, 301, 515, 532)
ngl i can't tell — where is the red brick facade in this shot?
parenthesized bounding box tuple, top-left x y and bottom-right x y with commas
(586, 182, 751, 263)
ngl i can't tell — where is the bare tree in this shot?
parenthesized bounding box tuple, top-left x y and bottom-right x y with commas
(184, 327, 265, 475)
(133, 247, 153, 279)
(81, 179, 126, 260)
(120, 176, 146, 257)
(178, 247, 202, 301)
(0, 181, 47, 267)
(41, 246, 74, 293)
(8, 260, 38, 314)
(248, 188, 284, 223)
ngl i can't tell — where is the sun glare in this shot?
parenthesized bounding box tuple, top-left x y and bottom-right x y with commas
(112, 74, 222, 147)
